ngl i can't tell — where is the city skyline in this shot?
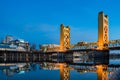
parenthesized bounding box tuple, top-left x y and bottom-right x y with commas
(0, 0, 120, 45)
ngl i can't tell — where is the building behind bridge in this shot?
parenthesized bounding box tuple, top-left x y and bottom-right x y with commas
(40, 44, 60, 52)
(0, 35, 30, 51)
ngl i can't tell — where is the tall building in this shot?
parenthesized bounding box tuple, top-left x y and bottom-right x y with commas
(9, 39, 30, 51)
(60, 24, 70, 51)
(98, 12, 109, 50)
(5, 35, 14, 44)
(0, 35, 30, 51)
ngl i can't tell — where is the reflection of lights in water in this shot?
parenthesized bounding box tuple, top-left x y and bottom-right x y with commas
(10, 66, 18, 69)
(2, 69, 14, 76)
(17, 63, 26, 68)
(109, 69, 120, 80)
(18, 71, 25, 74)
(84, 70, 87, 73)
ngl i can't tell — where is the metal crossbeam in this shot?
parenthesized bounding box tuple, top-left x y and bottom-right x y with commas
(71, 40, 120, 50)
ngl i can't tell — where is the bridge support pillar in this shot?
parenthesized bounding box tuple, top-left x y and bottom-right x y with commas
(4, 52, 6, 61)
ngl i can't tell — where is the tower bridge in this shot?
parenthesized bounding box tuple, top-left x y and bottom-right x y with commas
(61, 11, 120, 51)
(0, 11, 120, 53)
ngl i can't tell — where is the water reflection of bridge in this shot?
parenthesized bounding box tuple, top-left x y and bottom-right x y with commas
(0, 62, 120, 80)
(39, 62, 120, 80)
(0, 51, 118, 80)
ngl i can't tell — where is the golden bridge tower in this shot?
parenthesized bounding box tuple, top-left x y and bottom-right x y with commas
(60, 63, 70, 80)
(60, 24, 70, 51)
(98, 12, 109, 50)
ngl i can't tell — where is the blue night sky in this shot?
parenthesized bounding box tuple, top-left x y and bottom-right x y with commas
(0, 0, 120, 45)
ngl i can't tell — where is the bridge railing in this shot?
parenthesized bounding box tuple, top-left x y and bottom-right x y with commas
(70, 40, 120, 50)
(109, 40, 120, 47)
(70, 42, 97, 50)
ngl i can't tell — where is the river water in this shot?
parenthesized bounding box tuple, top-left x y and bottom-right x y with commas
(0, 50, 120, 80)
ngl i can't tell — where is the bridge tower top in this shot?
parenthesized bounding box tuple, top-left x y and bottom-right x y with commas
(60, 24, 70, 51)
(98, 11, 109, 50)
